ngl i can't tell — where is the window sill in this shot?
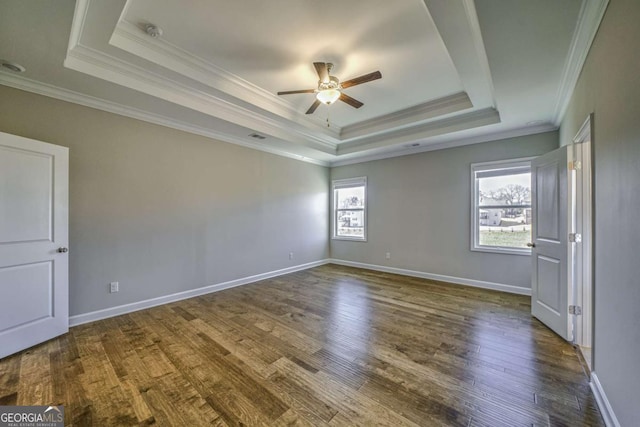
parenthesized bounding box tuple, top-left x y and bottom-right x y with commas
(332, 236, 367, 242)
(471, 246, 531, 256)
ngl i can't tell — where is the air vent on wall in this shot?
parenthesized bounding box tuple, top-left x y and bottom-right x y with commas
(248, 133, 267, 140)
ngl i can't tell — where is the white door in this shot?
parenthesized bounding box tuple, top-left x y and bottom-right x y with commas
(0, 132, 69, 359)
(531, 146, 572, 340)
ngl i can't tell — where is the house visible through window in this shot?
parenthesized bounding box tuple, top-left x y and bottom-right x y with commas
(333, 177, 367, 241)
(471, 159, 532, 255)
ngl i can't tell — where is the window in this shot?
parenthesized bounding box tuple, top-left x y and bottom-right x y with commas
(332, 177, 367, 241)
(471, 159, 532, 255)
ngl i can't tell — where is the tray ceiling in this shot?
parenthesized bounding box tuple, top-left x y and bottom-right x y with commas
(0, 0, 608, 166)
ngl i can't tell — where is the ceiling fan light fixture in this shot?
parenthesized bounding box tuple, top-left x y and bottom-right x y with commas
(316, 89, 341, 105)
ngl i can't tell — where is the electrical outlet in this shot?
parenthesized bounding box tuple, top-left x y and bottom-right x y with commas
(110, 281, 119, 293)
(385, 252, 391, 259)
(289, 252, 294, 260)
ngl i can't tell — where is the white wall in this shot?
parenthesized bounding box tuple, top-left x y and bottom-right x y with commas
(0, 85, 329, 317)
(560, 0, 640, 424)
(331, 132, 558, 290)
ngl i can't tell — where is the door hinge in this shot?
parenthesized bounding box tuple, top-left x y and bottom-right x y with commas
(569, 233, 582, 243)
(569, 161, 582, 170)
(569, 305, 582, 315)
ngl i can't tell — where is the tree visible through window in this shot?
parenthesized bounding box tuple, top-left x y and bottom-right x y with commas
(333, 177, 367, 240)
(472, 160, 532, 254)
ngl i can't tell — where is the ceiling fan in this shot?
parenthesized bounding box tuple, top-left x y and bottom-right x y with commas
(277, 62, 382, 114)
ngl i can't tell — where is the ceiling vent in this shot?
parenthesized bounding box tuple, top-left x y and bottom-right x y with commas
(0, 60, 26, 73)
(248, 133, 267, 140)
(144, 24, 163, 39)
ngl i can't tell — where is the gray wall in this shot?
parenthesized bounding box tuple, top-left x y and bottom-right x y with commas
(559, 0, 640, 424)
(331, 133, 558, 290)
(0, 85, 329, 317)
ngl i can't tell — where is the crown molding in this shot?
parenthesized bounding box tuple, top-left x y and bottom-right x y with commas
(64, 43, 338, 155)
(337, 107, 501, 155)
(461, 0, 497, 108)
(331, 122, 557, 167)
(66, 0, 339, 153)
(65, 0, 510, 160)
(0, 73, 330, 166)
(48, 0, 571, 168)
(67, 0, 90, 52)
(0, 72, 558, 170)
(340, 92, 472, 140)
(552, 0, 609, 125)
(110, 21, 479, 144)
(110, 19, 341, 139)
(423, 0, 496, 111)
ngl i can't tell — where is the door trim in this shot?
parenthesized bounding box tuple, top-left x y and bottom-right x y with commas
(571, 114, 594, 369)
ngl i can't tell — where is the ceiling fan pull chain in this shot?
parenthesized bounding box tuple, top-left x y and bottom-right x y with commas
(327, 108, 331, 128)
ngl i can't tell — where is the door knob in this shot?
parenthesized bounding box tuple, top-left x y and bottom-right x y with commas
(526, 242, 535, 248)
(57, 247, 69, 253)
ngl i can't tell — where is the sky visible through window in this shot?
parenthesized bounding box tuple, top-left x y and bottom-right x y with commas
(479, 172, 530, 199)
(336, 187, 364, 207)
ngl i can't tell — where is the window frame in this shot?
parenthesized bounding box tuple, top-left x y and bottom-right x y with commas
(332, 176, 367, 242)
(470, 158, 534, 256)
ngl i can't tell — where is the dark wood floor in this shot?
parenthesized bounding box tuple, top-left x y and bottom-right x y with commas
(0, 264, 603, 426)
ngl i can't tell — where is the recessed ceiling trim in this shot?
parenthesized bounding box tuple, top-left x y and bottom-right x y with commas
(337, 107, 501, 155)
(109, 19, 485, 145)
(552, 0, 609, 125)
(0, 72, 331, 166)
(340, 91, 472, 140)
(7, 0, 582, 165)
(461, 0, 497, 108)
(66, 0, 90, 52)
(331, 123, 558, 167)
(64, 44, 338, 154)
(110, 19, 341, 138)
(422, 0, 496, 110)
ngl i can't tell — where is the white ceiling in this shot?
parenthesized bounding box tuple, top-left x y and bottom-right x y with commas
(0, 0, 608, 166)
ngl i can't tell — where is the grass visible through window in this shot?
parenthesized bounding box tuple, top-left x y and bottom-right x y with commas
(479, 229, 530, 248)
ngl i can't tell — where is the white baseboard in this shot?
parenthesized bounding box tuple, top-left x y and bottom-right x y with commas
(69, 259, 330, 327)
(591, 372, 621, 427)
(70, 258, 530, 327)
(328, 259, 531, 295)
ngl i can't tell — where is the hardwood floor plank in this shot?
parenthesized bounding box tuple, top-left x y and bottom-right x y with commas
(268, 371, 338, 423)
(0, 264, 604, 426)
(272, 356, 420, 427)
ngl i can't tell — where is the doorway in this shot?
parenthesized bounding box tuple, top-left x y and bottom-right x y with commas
(530, 116, 593, 369)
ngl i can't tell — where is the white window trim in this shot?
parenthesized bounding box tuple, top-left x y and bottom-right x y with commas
(332, 176, 367, 242)
(470, 157, 534, 256)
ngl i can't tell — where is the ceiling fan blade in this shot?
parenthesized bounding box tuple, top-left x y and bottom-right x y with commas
(277, 89, 316, 95)
(306, 99, 321, 114)
(313, 62, 329, 83)
(340, 71, 382, 89)
(339, 92, 364, 109)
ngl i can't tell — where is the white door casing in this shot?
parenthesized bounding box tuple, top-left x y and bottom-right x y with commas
(572, 115, 594, 355)
(0, 132, 69, 359)
(531, 146, 572, 341)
